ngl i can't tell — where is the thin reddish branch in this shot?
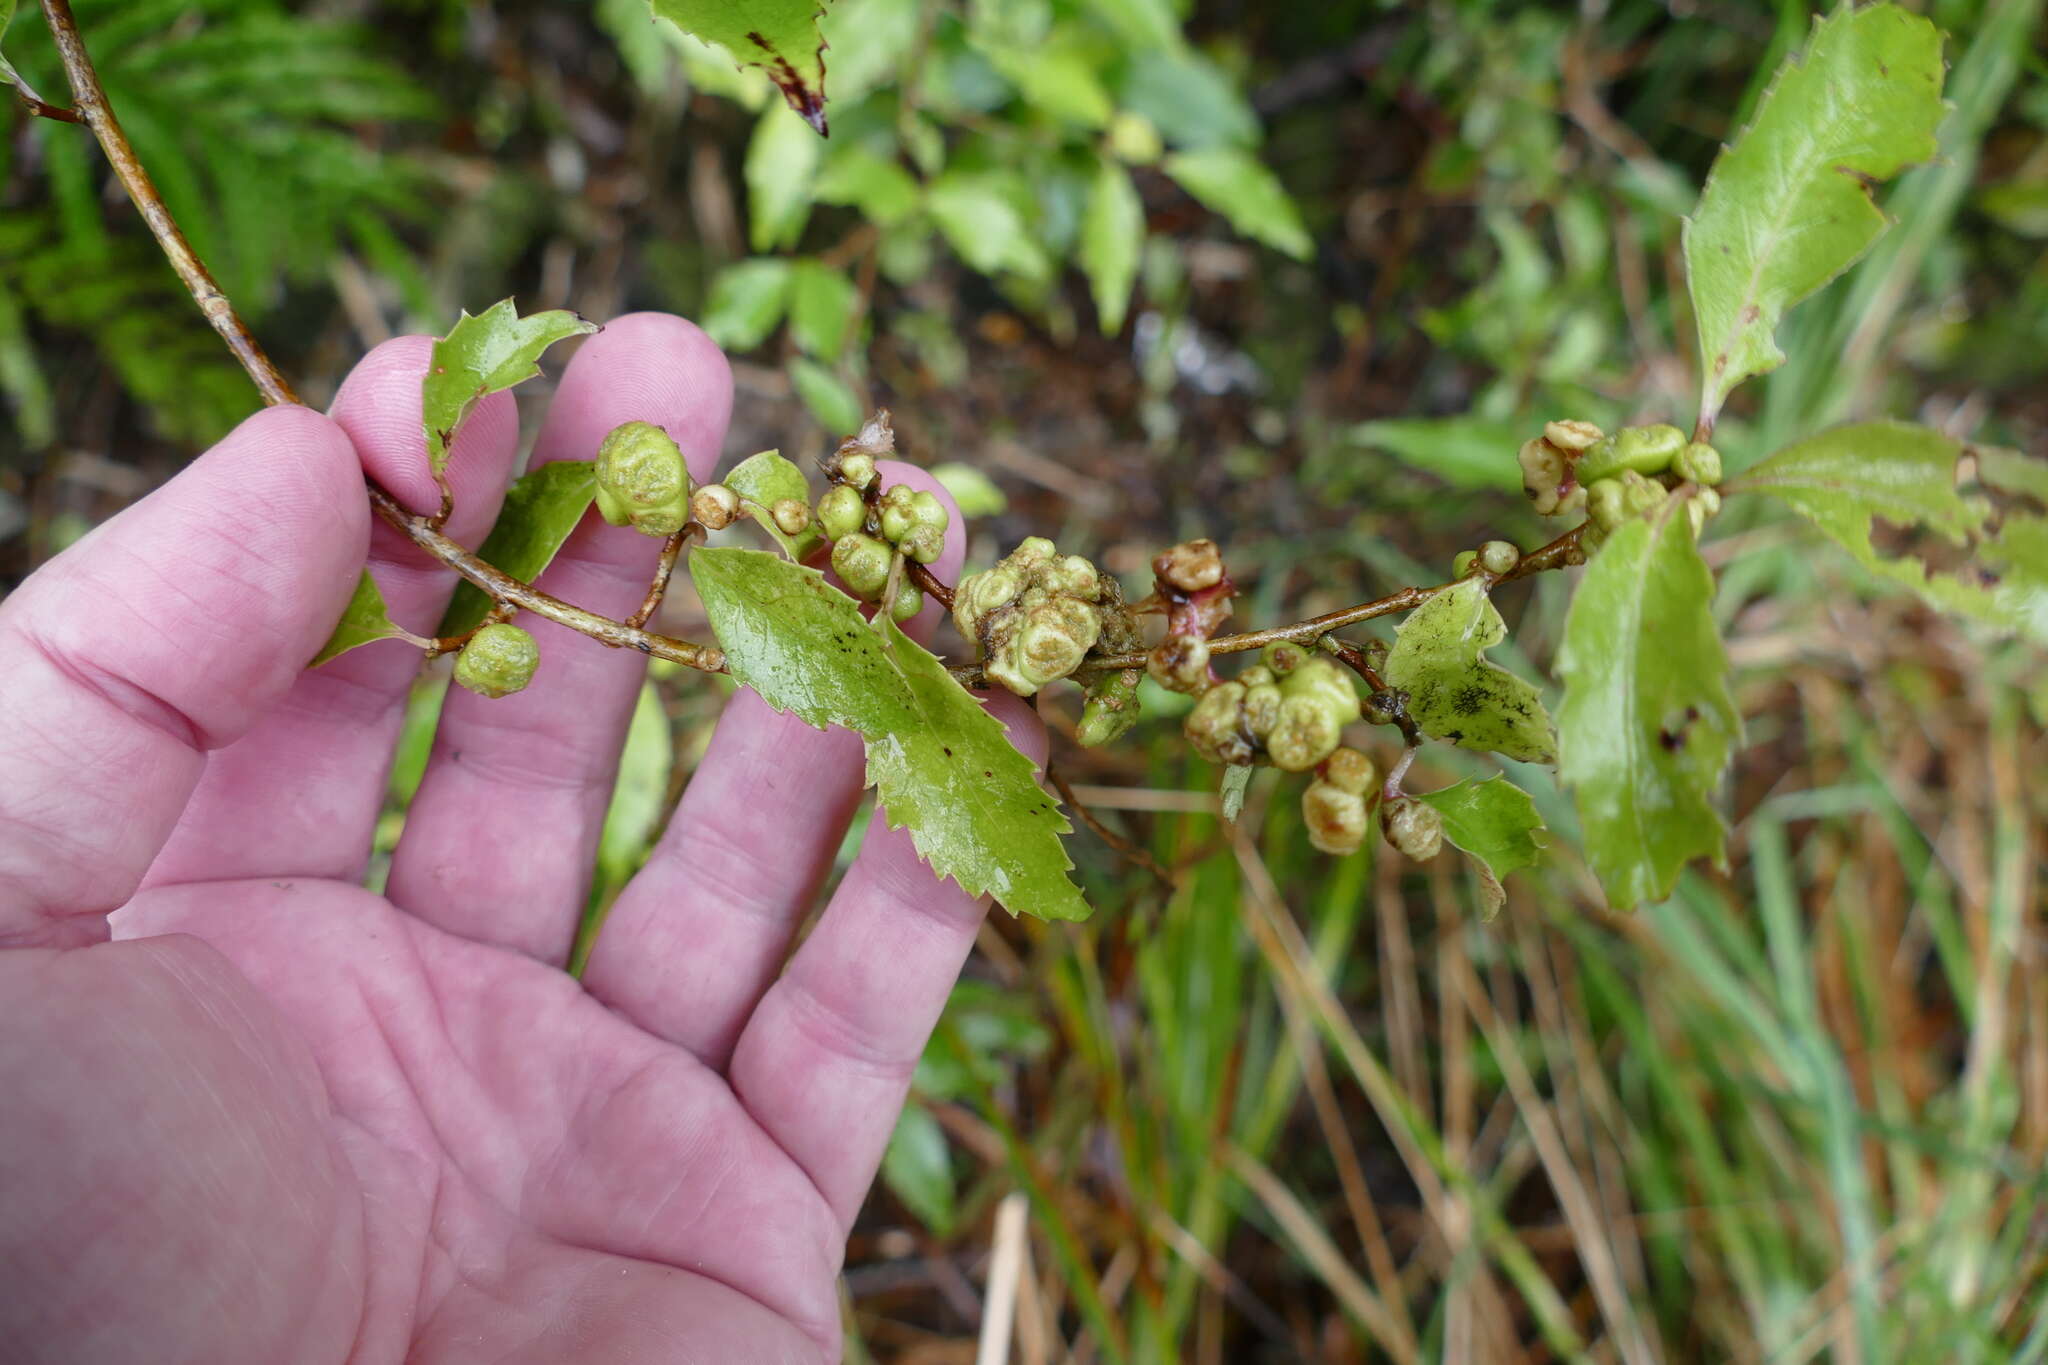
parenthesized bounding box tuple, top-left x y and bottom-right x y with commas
(626, 526, 700, 629)
(907, 559, 954, 612)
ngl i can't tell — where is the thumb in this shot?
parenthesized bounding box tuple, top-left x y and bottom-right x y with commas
(0, 405, 368, 948)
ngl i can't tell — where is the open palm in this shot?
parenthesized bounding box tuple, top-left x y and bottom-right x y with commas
(0, 315, 1036, 1364)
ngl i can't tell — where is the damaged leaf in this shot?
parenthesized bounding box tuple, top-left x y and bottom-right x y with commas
(1734, 420, 2048, 643)
(649, 0, 833, 133)
(1684, 4, 1945, 426)
(1384, 576, 1555, 764)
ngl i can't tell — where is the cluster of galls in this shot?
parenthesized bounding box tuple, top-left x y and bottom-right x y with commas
(953, 538, 1109, 697)
(1518, 420, 1723, 545)
(1181, 642, 1358, 771)
(812, 414, 949, 623)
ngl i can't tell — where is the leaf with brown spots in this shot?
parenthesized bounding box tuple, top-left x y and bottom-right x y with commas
(648, 0, 833, 133)
(1384, 577, 1554, 764)
(1556, 503, 1742, 910)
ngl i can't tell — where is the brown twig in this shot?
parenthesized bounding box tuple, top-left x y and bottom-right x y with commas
(36, 0, 729, 673)
(1047, 766, 1172, 886)
(364, 485, 725, 671)
(907, 559, 955, 612)
(1323, 638, 1424, 750)
(37, 0, 297, 407)
(626, 525, 700, 629)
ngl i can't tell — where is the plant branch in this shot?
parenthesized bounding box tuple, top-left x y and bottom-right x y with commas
(39, 0, 728, 674)
(364, 485, 725, 671)
(627, 525, 700, 629)
(38, 0, 296, 407)
(907, 558, 955, 611)
(1078, 523, 1588, 675)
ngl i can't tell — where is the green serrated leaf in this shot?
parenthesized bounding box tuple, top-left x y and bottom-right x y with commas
(1415, 775, 1545, 918)
(1162, 148, 1311, 261)
(1557, 505, 1742, 910)
(1732, 420, 2048, 642)
(692, 547, 1089, 921)
(647, 0, 830, 131)
(869, 613, 1089, 922)
(788, 356, 865, 435)
(1080, 159, 1143, 335)
(423, 301, 595, 478)
(692, 545, 906, 730)
(701, 259, 791, 352)
(1384, 577, 1554, 764)
(787, 259, 859, 362)
(312, 571, 409, 667)
(723, 449, 824, 561)
(439, 461, 598, 639)
(1684, 4, 1945, 424)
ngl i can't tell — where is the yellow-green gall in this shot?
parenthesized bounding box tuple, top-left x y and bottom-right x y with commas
(1520, 437, 1570, 516)
(1185, 681, 1255, 766)
(1684, 486, 1722, 538)
(1278, 656, 1362, 729)
(831, 532, 893, 600)
(955, 537, 1106, 697)
(1320, 746, 1378, 795)
(1619, 468, 1669, 518)
(1453, 549, 1478, 578)
(1675, 441, 1723, 486)
(838, 450, 878, 491)
(887, 584, 925, 623)
(879, 486, 948, 546)
(1147, 635, 1211, 694)
(1578, 423, 1686, 483)
(594, 420, 692, 536)
(1587, 477, 1628, 532)
(1077, 669, 1143, 748)
(1241, 682, 1284, 740)
(996, 599, 1100, 695)
(1266, 694, 1342, 771)
(454, 623, 540, 699)
(899, 523, 946, 566)
(1262, 641, 1311, 676)
(1303, 782, 1369, 855)
(1154, 538, 1224, 593)
(690, 483, 740, 531)
(817, 484, 866, 541)
(1542, 419, 1603, 453)
(1382, 797, 1443, 861)
(771, 498, 812, 537)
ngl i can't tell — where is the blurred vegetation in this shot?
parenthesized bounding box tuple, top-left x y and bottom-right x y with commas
(5, 0, 2048, 1359)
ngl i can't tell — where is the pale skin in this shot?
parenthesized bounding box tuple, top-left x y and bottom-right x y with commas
(0, 313, 1043, 1364)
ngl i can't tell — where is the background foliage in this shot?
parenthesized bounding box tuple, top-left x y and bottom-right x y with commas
(4, 0, 2048, 1359)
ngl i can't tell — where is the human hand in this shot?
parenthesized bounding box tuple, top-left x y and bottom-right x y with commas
(0, 314, 1041, 1364)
